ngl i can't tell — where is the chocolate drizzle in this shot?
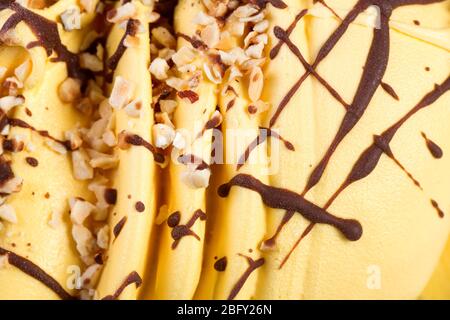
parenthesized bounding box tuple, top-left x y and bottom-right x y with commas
(0, 1, 83, 79)
(326, 77, 449, 209)
(237, 127, 294, 170)
(7, 118, 71, 150)
(227, 254, 264, 300)
(214, 256, 228, 272)
(168, 209, 207, 249)
(421, 132, 443, 159)
(261, 210, 294, 249)
(0, 247, 74, 300)
(302, 2, 391, 195)
(218, 174, 362, 241)
(123, 133, 165, 164)
(102, 271, 142, 300)
(106, 19, 140, 82)
(113, 216, 127, 239)
(430, 199, 445, 218)
(380, 82, 400, 100)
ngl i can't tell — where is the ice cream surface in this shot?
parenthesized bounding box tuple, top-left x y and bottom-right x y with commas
(0, 0, 449, 300)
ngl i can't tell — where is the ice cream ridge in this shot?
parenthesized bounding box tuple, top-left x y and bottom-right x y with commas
(0, 0, 449, 300)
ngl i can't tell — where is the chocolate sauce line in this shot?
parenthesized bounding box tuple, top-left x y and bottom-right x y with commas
(269, 3, 364, 127)
(8, 118, 71, 150)
(278, 77, 450, 267)
(227, 254, 265, 300)
(102, 271, 142, 300)
(0, 247, 74, 300)
(314, 0, 341, 20)
(237, 127, 294, 170)
(105, 19, 139, 82)
(170, 209, 207, 249)
(113, 216, 127, 239)
(325, 77, 449, 209)
(123, 133, 165, 164)
(380, 82, 400, 100)
(261, 210, 294, 249)
(302, 6, 390, 195)
(0, 2, 83, 79)
(218, 174, 362, 241)
(279, 222, 315, 269)
(269, 9, 307, 60)
(273, 27, 350, 110)
(421, 132, 443, 159)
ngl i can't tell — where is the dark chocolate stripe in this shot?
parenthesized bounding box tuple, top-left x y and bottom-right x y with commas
(170, 209, 207, 249)
(0, 247, 74, 300)
(303, 4, 391, 194)
(325, 77, 450, 208)
(123, 133, 165, 164)
(113, 216, 127, 239)
(381, 82, 400, 100)
(106, 19, 139, 82)
(421, 132, 443, 159)
(102, 271, 142, 300)
(8, 118, 71, 150)
(218, 174, 362, 241)
(237, 127, 294, 170)
(227, 255, 264, 300)
(0, 2, 83, 79)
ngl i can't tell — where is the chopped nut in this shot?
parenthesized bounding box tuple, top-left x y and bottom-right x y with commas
(102, 130, 116, 147)
(152, 123, 175, 149)
(149, 58, 170, 81)
(158, 48, 176, 61)
(192, 11, 216, 25)
(106, 2, 137, 24)
(59, 77, 81, 103)
(45, 139, 67, 155)
(88, 151, 119, 170)
(0, 177, 23, 194)
(0, 96, 25, 113)
(109, 76, 134, 109)
(79, 53, 103, 72)
(60, 6, 82, 31)
(245, 42, 264, 59)
(72, 224, 96, 258)
(233, 4, 259, 19)
(180, 165, 211, 189)
(96, 225, 109, 249)
(159, 99, 177, 114)
(70, 198, 95, 225)
(0, 204, 17, 224)
(172, 46, 196, 67)
(254, 20, 269, 32)
(201, 22, 220, 48)
(80, 263, 102, 289)
(147, 11, 160, 23)
(155, 112, 174, 127)
(202, 0, 227, 17)
(166, 77, 188, 91)
(124, 98, 143, 118)
(172, 131, 186, 150)
(14, 59, 31, 83)
(65, 129, 83, 151)
(203, 63, 222, 84)
(248, 66, 263, 102)
(72, 149, 94, 180)
(152, 27, 176, 48)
